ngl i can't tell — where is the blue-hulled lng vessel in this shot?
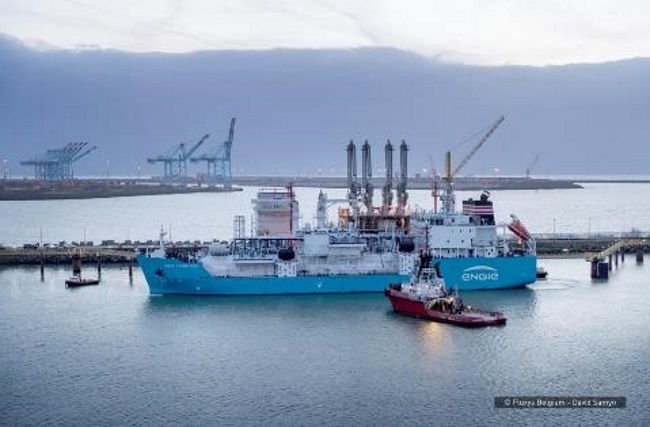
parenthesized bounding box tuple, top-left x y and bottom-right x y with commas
(138, 137, 537, 295)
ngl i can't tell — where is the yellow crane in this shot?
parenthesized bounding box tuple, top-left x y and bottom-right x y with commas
(440, 116, 505, 213)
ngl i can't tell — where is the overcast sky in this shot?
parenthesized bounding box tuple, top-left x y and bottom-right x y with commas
(2, 0, 650, 65)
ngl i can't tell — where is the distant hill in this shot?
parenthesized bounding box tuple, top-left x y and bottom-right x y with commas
(1, 34, 649, 178)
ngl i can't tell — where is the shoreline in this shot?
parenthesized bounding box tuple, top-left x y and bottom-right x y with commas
(0, 176, 580, 201)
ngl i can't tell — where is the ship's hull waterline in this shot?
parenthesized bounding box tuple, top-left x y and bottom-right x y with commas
(138, 255, 535, 295)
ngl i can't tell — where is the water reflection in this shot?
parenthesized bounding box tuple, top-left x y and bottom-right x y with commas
(141, 292, 389, 318)
(460, 288, 538, 320)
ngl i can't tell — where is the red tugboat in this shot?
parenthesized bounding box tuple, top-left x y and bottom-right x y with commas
(385, 253, 506, 327)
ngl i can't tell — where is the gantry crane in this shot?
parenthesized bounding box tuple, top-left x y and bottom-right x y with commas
(20, 142, 97, 181)
(191, 118, 236, 188)
(147, 133, 210, 183)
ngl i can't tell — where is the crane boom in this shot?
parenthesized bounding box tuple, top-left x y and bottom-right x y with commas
(525, 154, 540, 178)
(184, 134, 210, 159)
(440, 116, 505, 214)
(72, 145, 97, 162)
(227, 118, 236, 145)
(452, 115, 505, 177)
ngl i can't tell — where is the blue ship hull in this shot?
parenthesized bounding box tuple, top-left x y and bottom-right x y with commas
(137, 255, 407, 295)
(436, 255, 537, 290)
(137, 254, 536, 295)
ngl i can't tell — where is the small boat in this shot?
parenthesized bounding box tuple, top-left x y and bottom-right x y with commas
(536, 267, 548, 280)
(384, 254, 506, 327)
(65, 275, 100, 287)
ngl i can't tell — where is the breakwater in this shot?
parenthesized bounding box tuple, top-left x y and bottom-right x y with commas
(0, 247, 137, 265)
(232, 175, 582, 191)
(0, 179, 242, 201)
(2, 237, 648, 266)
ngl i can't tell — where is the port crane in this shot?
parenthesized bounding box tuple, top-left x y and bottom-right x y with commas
(525, 154, 540, 178)
(451, 116, 505, 177)
(20, 142, 97, 181)
(148, 133, 210, 183)
(191, 118, 236, 188)
(440, 115, 505, 213)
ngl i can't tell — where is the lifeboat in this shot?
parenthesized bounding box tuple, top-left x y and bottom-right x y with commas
(508, 214, 531, 241)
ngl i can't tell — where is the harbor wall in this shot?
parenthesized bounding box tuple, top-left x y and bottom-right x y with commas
(1, 237, 648, 265)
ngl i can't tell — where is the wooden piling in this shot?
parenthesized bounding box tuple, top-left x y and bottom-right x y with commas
(71, 250, 82, 275)
(591, 259, 609, 279)
(40, 251, 44, 281)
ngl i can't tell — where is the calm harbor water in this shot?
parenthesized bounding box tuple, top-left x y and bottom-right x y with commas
(1, 257, 649, 426)
(1, 183, 649, 425)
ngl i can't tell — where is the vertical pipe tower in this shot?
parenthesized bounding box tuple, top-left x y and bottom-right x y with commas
(397, 140, 409, 212)
(361, 140, 373, 213)
(382, 140, 394, 214)
(346, 140, 359, 217)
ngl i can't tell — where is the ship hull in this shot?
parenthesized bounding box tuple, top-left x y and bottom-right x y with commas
(137, 255, 408, 295)
(385, 289, 506, 327)
(137, 254, 536, 295)
(437, 255, 536, 290)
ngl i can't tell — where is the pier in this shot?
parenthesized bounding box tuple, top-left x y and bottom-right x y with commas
(0, 240, 217, 267)
(586, 239, 648, 279)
